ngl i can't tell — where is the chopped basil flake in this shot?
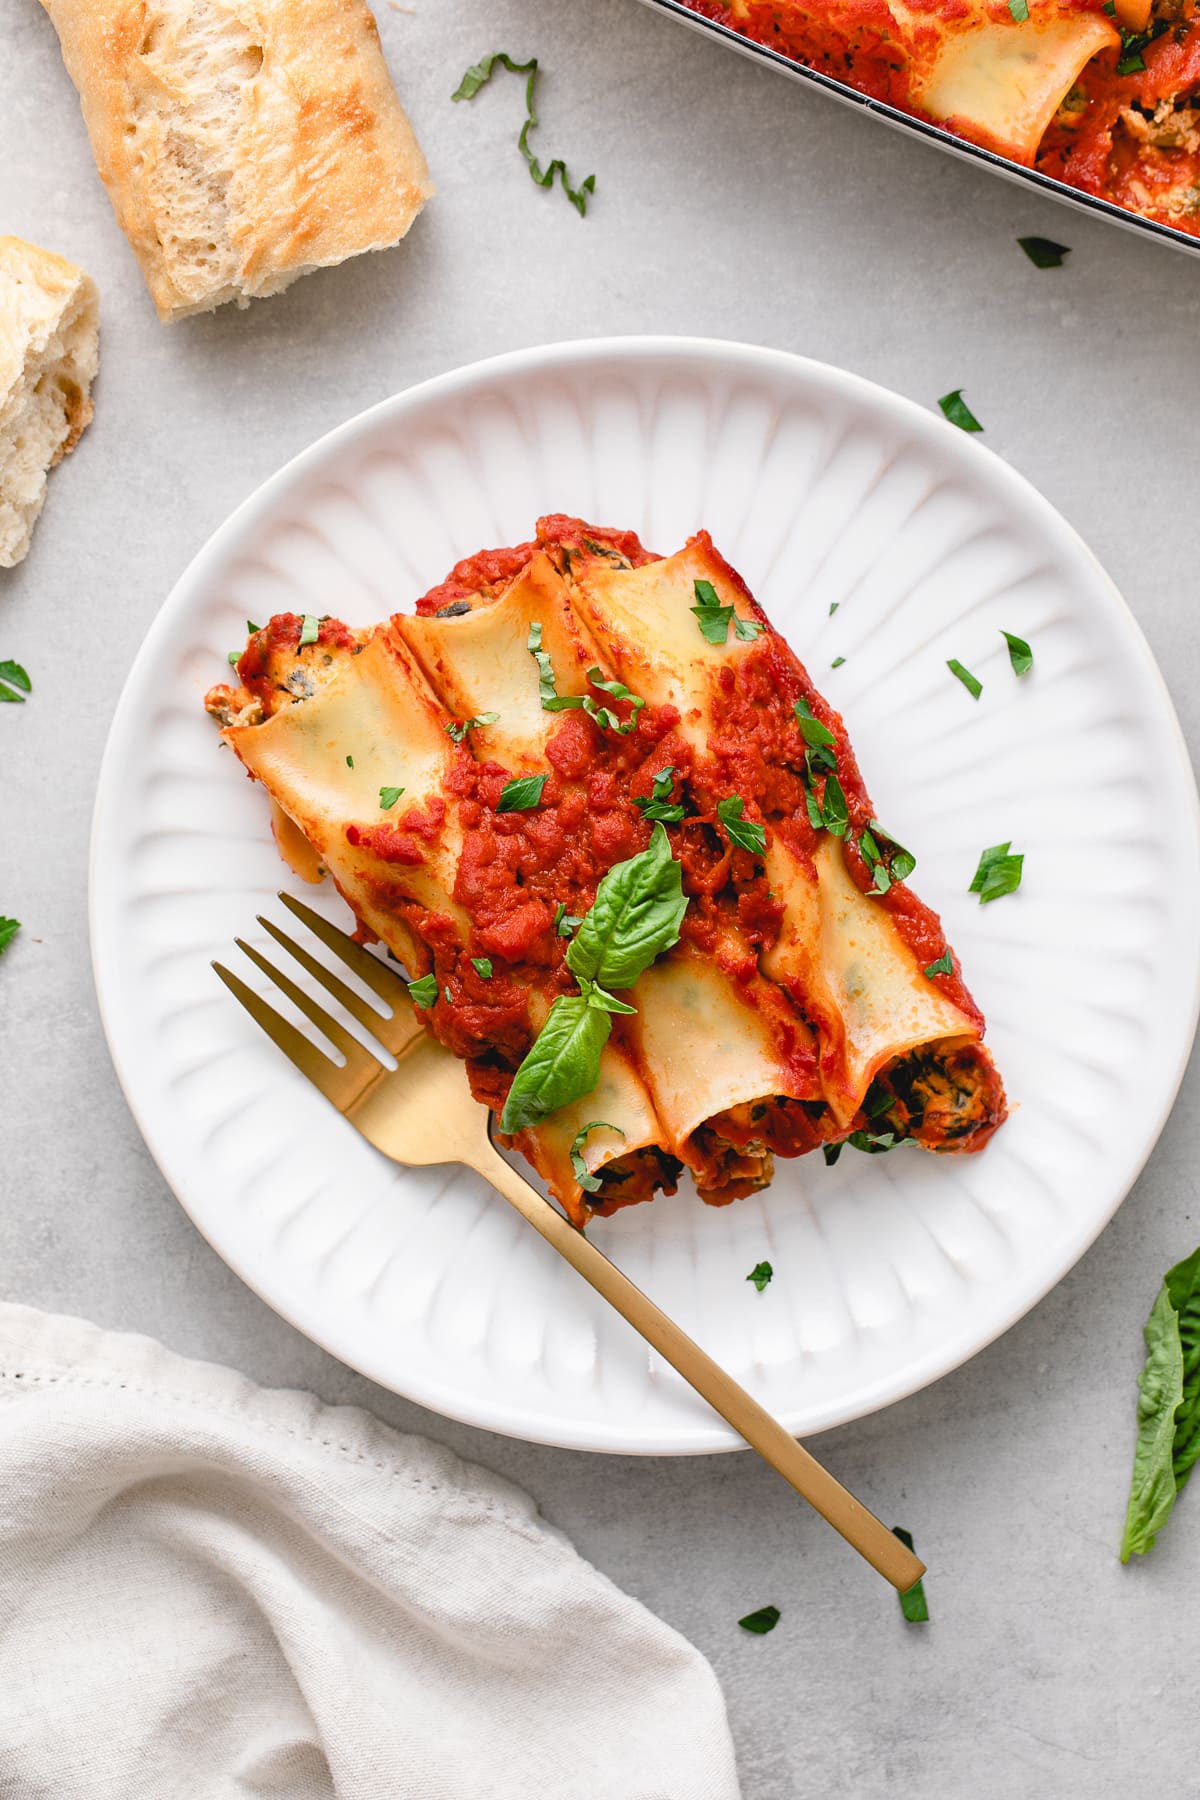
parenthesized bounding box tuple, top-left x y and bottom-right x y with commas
(1001, 630, 1033, 676)
(924, 949, 954, 979)
(407, 973, 438, 1009)
(831, 656, 846, 669)
(446, 711, 501, 742)
(345, 755, 354, 769)
(0, 916, 20, 956)
(734, 615, 764, 642)
(553, 901, 584, 937)
(1008, 0, 1028, 20)
(947, 659, 982, 700)
(823, 1142, 843, 1166)
(861, 818, 916, 891)
(892, 1528, 929, 1623)
(298, 614, 320, 647)
(793, 698, 837, 752)
(584, 666, 646, 734)
(1017, 236, 1070, 268)
(634, 765, 686, 824)
(747, 1260, 773, 1292)
(443, 985, 453, 1005)
(829, 601, 840, 616)
(738, 1605, 781, 1635)
(569, 1119, 625, 1193)
(1117, 48, 1146, 73)
(451, 52, 596, 217)
(497, 773, 548, 812)
(969, 841, 1024, 903)
(227, 650, 241, 667)
(937, 389, 983, 433)
(690, 578, 760, 647)
(246, 620, 260, 635)
(717, 796, 767, 856)
(471, 958, 493, 979)
(847, 1128, 909, 1155)
(863, 1082, 893, 1120)
(379, 786, 405, 810)
(804, 786, 824, 832)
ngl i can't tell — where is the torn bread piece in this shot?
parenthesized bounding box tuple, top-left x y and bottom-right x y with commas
(39, 0, 435, 323)
(0, 236, 98, 571)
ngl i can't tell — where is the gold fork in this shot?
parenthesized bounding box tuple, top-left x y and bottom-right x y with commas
(214, 893, 924, 1594)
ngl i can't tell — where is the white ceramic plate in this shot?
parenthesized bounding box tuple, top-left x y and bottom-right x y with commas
(91, 337, 1200, 1453)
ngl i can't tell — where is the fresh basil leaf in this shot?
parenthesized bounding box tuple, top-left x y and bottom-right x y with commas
(831, 656, 846, 669)
(554, 902, 583, 938)
(345, 755, 354, 769)
(937, 389, 983, 433)
(738, 1605, 780, 1635)
(793, 697, 837, 752)
(379, 786, 405, 811)
(446, 711, 501, 742)
(299, 614, 320, 647)
(820, 772, 849, 838)
(567, 822, 688, 990)
(0, 916, 20, 955)
(569, 1119, 626, 1193)
(1166, 1246, 1200, 1490)
(1008, 0, 1028, 20)
(580, 978, 637, 1016)
(451, 52, 596, 216)
(584, 666, 646, 735)
(497, 773, 548, 813)
(407, 974, 438, 1010)
(717, 796, 767, 856)
(1018, 236, 1070, 268)
(634, 766, 686, 824)
(892, 1529, 930, 1622)
(734, 615, 764, 642)
(1121, 1283, 1186, 1560)
(499, 995, 612, 1133)
(969, 841, 1024, 903)
(1001, 630, 1033, 676)
(471, 958, 493, 979)
(924, 949, 954, 978)
(947, 659, 982, 700)
(747, 1260, 773, 1293)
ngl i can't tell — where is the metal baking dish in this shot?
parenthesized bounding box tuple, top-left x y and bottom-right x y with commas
(635, 0, 1200, 258)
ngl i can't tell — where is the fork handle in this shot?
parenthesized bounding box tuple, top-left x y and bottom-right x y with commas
(473, 1144, 923, 1593)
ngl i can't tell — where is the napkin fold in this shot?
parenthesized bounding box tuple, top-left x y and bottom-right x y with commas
(0, 1304, 739, 1800)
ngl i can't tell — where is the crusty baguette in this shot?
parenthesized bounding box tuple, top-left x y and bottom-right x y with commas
(39, 0, 435, 322)
(0, 237, 98, 570)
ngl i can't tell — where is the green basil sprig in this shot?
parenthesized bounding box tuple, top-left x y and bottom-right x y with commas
(500, 824, 687, 1132)
(1120, 1246, 1200, 1560)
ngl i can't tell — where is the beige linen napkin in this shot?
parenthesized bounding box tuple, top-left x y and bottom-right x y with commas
(0, 1304, 739, 1800)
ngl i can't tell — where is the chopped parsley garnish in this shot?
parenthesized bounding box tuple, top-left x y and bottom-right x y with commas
(345, 755, 354, 769)
(298, 614, 321, 647)
(500, 827, 687, 1133)
(738, 1605, 781, 1635)
(969, 841, 1024, 903)
(831, 656, 846, 669)
(924, 949, 954, 979)
(829, 601, 840, 616)
(379, 786, 405, 810)
(937, 389, 983, 433)
(819, 771, 849, 837)
(497, 773, 548, 813)
(690, 578, 762, 646)
(747, 1260, 773, 1293)
(407, 973, 438, 1009)
(553, 902, 584, 937)
(634, 766, 686, 824)
(717, 796, 767, 856)
(445, 712, 501, 742)
(859, 819, 915, 894)
(471, 958, 493, 979)
(569, 1120, 625, 1194)
(1, 659, 34, 701)
(1001, 630, 1033, 676)
(0, 916, 20, 955)
(451, 53, 596, 216)
(892, 1529, 929, 1623)
(1008, 0, 1028, 20)
(1017, 236, 1070, 268)
(947, 659, 982, 700)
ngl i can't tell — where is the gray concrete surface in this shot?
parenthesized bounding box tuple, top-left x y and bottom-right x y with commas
(2, 1, 1198, 1793)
